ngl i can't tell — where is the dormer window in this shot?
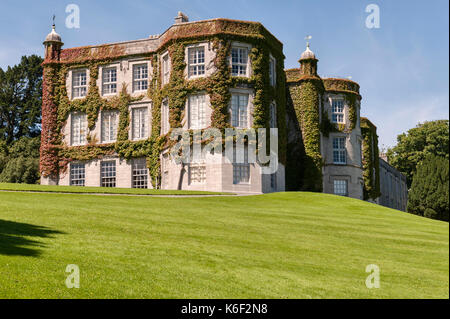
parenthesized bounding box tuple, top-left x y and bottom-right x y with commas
(102, 67, 117, 95)
(231, 47, 248, 77)
(331, 99, 344, 123)
(72, 70, 87, 99)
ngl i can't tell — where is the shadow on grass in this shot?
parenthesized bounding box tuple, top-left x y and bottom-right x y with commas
(0, 219, 64, 257)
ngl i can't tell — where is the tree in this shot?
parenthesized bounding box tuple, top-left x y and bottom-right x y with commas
(0, 136, 40, 184)
(0, 55, 43, 143)
(387, 120, 449, 187)
(407, 155, 449, 222)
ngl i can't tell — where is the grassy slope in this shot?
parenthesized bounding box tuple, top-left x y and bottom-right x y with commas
(0, 190, 448, 298)
(0, 182, 229, 195)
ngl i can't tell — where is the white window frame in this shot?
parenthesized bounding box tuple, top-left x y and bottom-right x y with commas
(331, 99, 344, 124)
(132, 159, 148, 189)
(131, 106, 149, 140)
(188, 46, 206, 78)
(70, 112, 87, 146)
(269, 56, 276, 86)
(161, 52, 170, 85)
(188, 94, 207, 129)
(132, 63, 148, 92)
(101, 110, 118, 143)
(233, 146, 250, 184)
(100, 161, 116, 187)
(333, 137, 347, 164)
(70, 163, 85, 186)
(231, 45, 249, 77)
(72, 70, 88, 99)
(230, 93, 249, 128)
(189, 164, 206, 184)
(334, 179, 348, 196)
(102, 66, 117, 96)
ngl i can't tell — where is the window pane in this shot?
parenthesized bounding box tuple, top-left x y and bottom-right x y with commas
(101, 161, 116, 187)
(70, 163, 85, 186)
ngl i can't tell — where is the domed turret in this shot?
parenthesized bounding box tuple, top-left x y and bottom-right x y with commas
(300, 43, 316, 60)
(43, 22, 63, 61)
(44, 24, 63, 44)
(299, 37, 318, 77)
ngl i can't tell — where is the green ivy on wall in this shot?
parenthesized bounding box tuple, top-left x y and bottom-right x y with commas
(361, 117, 381, 200)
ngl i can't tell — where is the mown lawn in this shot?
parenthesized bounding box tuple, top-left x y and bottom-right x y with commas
(0, 190, 448, 298)
(0, 182, 230, 195)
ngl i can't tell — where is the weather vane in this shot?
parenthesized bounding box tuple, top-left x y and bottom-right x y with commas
(52, 14, 55, 27)
(305, 35, 312, 48)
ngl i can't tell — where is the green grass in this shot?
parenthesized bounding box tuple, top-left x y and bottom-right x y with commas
(0, 182, 230, 195)
(0, 190, 448, 298)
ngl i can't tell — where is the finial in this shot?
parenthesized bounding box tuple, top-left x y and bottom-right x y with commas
(52, 14, 56, 29)
(305, 35, 312, 48)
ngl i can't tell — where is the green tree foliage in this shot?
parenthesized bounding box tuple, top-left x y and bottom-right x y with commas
(407, 155, 449, 222)
(0, 136, 40, 184)
(387, 120, 449, 187)
(0, 55, 43, 143)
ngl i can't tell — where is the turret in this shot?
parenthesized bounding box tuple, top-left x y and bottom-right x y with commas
(299, 38, 318, 77)
(43, 23, 63, 61)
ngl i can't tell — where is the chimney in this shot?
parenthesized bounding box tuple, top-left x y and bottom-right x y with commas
(174, 11, 189, 24)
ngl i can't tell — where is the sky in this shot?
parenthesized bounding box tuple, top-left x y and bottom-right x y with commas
(0, 0, 448, 147)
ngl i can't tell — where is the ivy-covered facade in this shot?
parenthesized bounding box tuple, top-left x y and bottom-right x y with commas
(40, 13, 382, 199)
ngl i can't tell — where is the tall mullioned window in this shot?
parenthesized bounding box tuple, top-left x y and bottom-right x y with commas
(270, 102, 277, 128)
(161, 100, 170, 135)
(132, 160, 148, 189)
(72, 70, 87, 98)
(334, 180, 348, 196)
(269, 56, 276, 86)
(133, 64, 148, 92)
(70, 163, 85, 186)
(231, 47, 248, 76)
(162, 53, 170, 85)
(233, 147, 250, 184)
(71, 113, 87, 146)
(188, 95, 206, 129)
(132, 107, 148, 140)
(102, 67, 117, 95)
(333, 137, 346, 164)
(101, 111, 118, 143)
(331, 99, 344, 123)
(231, 94, 249, 128)
(188, 47, 205, 77)
(101, 161, 116, 187)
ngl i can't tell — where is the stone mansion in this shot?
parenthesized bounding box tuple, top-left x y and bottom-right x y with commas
(40, 12, 407, 209)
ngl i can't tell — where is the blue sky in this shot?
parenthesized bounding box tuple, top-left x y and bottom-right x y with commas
(0, 0, 448, 147)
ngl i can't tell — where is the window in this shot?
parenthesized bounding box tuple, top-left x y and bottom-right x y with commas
(333, 137, 346, 164)
(72, 70, 87, 98)
(231, 47, 248, 76)
(233, 147, 250, 184)
(161, 100, 170, 135)
(132, 107, 148, 140)
(331, 99, 344, 123)
(101, 111, 118, 143)
(188, 95, 206, 129)
(102, 67, 117, 95)
(269, 56, 276, 86)
(101, 161, 116, 187)
(70, 163, 85, 186)
(334, 180, 348, 196)
(132, 160, 148, 189)
(188, 47, 205, 77)
(71, 113, 87, 146)
(189, 164, 206, 184)
(270, 102, 277, 128)
(133, 64, 148, 92)
(162, 53, 170, 85)
(162, 153, 170, 189)
(231, 94, 249, 128)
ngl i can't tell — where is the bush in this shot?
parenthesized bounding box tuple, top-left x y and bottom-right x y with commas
(407, 155, 449, 221)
